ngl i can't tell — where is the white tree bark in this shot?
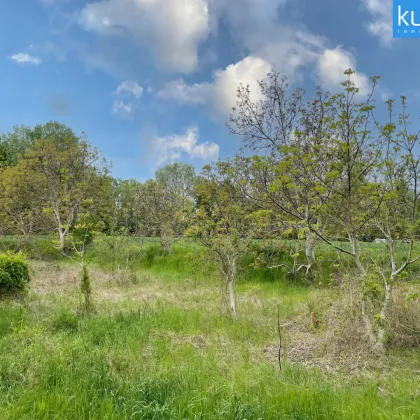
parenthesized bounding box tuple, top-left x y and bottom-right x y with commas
(305, 230, 316, 268)
(349, 234, 366, 275)
(59, 229, 66, 253)
(228, 279, 236, 319)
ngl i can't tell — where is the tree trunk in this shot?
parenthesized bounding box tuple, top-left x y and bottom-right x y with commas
(228, 279, 237, 319)
(349, 234, 365, 275)
(361, 299, 377, 348)
(377, 279, 392, 349)
(305, 231, 316, 268)
(59, 229, 66, 254)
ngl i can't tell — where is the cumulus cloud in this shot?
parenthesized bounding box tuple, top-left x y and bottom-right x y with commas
(112, 100, 133, 119)
(79, 0, 211, 73)
(75, 0, 370, 98)
(363, 0, 393, 45)
(151, 127, 219, 167)
(158, 47, 371, 116)
(9, 53, 41, 65)
(158, 55, 272, 117)
(258, 31, 326, 79)
(115, 81, 143, 99)
(317, 47, 370, 95)
(209, 1, 327, 80)
(75, 0, 371, 115)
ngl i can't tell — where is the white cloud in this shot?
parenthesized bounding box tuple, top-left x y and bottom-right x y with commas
(112, 81, 143, 118)
(151, 127, 219, 167)
(213, 2, 370, 92)
(159, 48, 371, 115)
(76, 0, 371, 116)
(9, 53, 41, 65)
(79, 0, 211, 73)
(112, 100, 133, 118)
(209, 1, 326, 81)
(363, 0, 393, 45)
(211, 56, 272, 112)
(158, 56, 272, 117)
(115, 81, 143, 99)
(258, 31, 326, 80)
(157, 79, 209, 105)
(210, 0, 287, 50)
(317, 47, 370, 95)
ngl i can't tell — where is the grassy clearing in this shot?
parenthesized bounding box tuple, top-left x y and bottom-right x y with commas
(0, 238, 419, 419)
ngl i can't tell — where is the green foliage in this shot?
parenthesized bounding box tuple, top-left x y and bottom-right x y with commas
(80, 265, 94, 313)
(363, 273, 385, 302)
(0, 283, 419, 419)
(50, 311, 79, 334)
(0, 252, 30, 297)
(0, 125, 34, 168)
(0, 305, 27, 339)
(141, 244, 166, 267)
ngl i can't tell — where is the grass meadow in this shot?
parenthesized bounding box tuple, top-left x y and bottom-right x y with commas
(0, 237, 419, 419)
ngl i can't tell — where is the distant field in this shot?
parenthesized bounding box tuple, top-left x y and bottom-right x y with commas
(0, 237, 420, 419)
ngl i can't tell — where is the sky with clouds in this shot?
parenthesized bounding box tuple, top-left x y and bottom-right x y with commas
(0, 0, 418, 180)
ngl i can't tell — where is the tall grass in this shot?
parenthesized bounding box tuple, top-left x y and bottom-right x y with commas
(0, 236, 419, 419)
(1, 300, 420, 419)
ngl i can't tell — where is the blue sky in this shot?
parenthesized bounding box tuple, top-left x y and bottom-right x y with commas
(0, 0, 418, 180)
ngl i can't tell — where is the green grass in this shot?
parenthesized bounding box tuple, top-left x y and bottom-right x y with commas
(0, 304, 411, 418)
(0, 236, 419, 419)
(1, 299, 419, 419)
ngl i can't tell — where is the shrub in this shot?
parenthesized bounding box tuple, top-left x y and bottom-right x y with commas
(0, 252, 30, 297)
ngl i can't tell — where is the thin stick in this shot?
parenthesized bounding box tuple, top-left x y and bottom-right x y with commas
(277, 304, 282, 373)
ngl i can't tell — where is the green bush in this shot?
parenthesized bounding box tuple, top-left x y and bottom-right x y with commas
(0, 252, 30, 297)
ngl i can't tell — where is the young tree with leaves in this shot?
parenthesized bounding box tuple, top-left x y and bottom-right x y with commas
(229, 70, 383, 273)
(362, 96, 420, 348)
(228, 72, 333, 269)
(188, 163, 268, 318)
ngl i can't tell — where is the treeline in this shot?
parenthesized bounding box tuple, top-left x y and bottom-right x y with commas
(1, 70, 420, 351)
(0, 122, 197, 250)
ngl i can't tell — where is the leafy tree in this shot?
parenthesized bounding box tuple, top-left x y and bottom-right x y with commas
(367, 96, 420, 348)
(228, 72, 324, 269)
(18, 124, 110, 252)
(0, 125, 34, 168)
(0, 164, 44, 237)
(188, 163, 268, 318)
(229, 70, 382, 270)
(156, 163, 196, 211)
(112, 179, 143, 234)
(136, 180, 175, 250)
(0, 122, 77, 169)
(155, 163, 197, 238)
(102, 179, 145, 283)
